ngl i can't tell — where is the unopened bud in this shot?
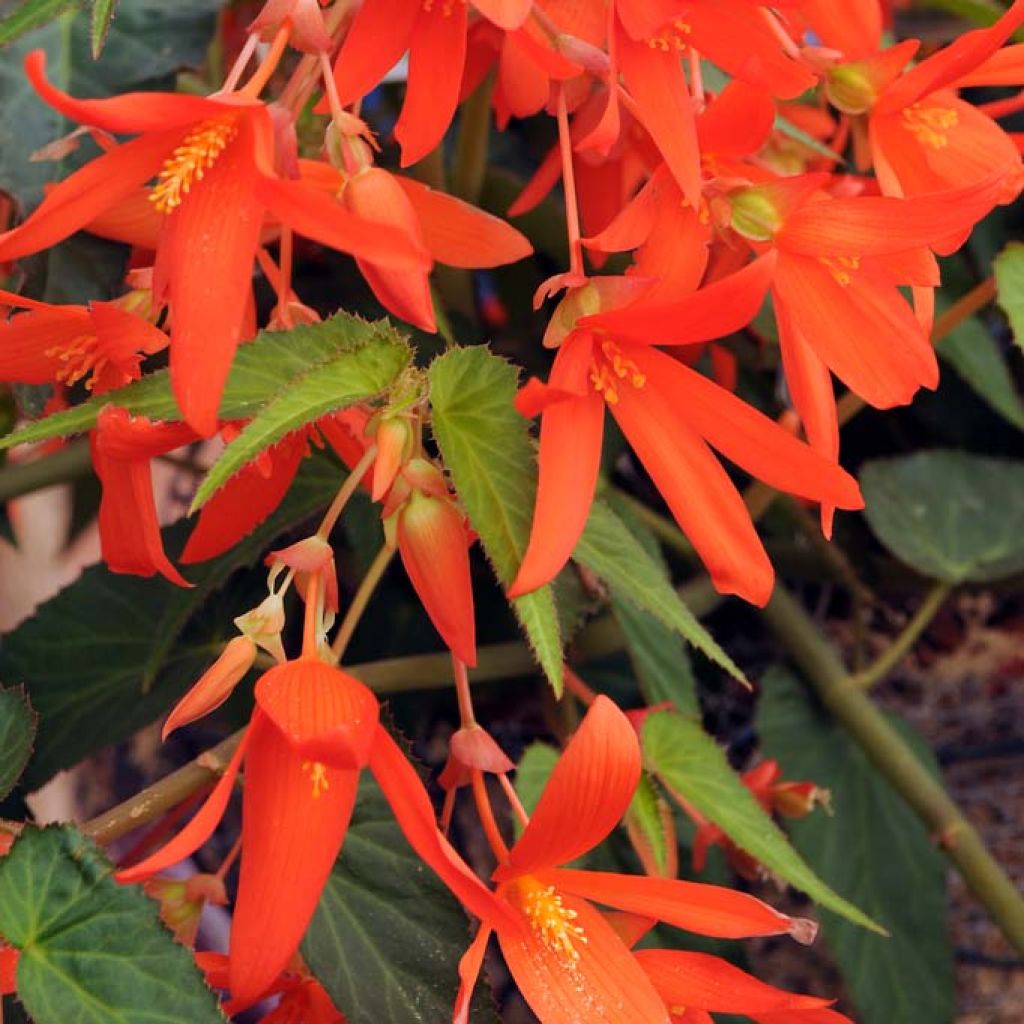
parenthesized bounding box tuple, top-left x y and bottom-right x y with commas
(555, 33, 607, 75)
(826, 64, 878, 116)
(144, 873, 227, 947)
(235, 592, 287, 663)
(728, 188, 783, 242)
(371, 416, 414, 502)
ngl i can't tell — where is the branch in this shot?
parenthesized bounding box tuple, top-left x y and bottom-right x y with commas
(0, 439, 93, 504)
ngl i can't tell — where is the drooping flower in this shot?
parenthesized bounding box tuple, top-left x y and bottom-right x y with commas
(455, 696, 818, 1024)
(117, 654, 514, 1005)
(0, 52, 428, 435)
(508, 263, 865, 605)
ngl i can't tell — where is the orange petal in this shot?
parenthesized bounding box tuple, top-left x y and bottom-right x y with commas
(182, 433, 307, 562)
(1, 946, 17, 994)
(0, 306, 92, 384)
(397, 492, 477, 665)
(83, 188, 164, 250)
(369, 725, 522, 933)
(230, 711, 359, 1006)
(608, 364, 774, 606)
(697, 81, 776, 157)
(497, 696, 641, 879)
(497, 885, 670, 1024)
(24, 49, 229, 133)
(454, 924, 492, 1024)
(396, 175, 533, 268)
(116, 731, 249, 883)
(772, 254, 938, 409)
(548, 868, 802, 940)
(635, 949, 831, 1013)
(394, 1, 469, 166)
(581, 253, 777, 346)
(507, 335, 604, 598)
(162, 636, 257, 740)
(624, 345, 862, 512)
(799, 0, 882, 58)
(616, 22, 700, 207)
(752, 1011, 854, 1024)
(254, 656, 380, 769)
(0, 131, 177, 263)
(331, 0, 419, 105)
(473, 0, 531, 30)
(88, 300, 168, 364)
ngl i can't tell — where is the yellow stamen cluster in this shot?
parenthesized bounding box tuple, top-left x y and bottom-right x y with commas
(819, 255, 861, 287)
(590, 338, 646, 405)
(150, 117, 238, 214)
(45, 333, 106, 390)
(517, 879, 588, 963)
(301, 760, 330, 799)
(648, 19, 692, 52)
(902, 103, 959, 150)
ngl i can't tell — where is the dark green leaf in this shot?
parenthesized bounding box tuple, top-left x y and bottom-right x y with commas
(89, 0, 118, 56)
(860, 451, 1024, 582)
(0, 824, 224, 1023)
(192, 316, 411, 510)
(575, 501, 745, 685)
(429, 347, 563, 694)
(0, 0, 79, 49)
(0, 455, 342, 788)
(995, 242, 1024, 350)
(757, 668, 953, 1024)
(643, 710, 881, 932)
(1, 314, 409, 453)
(302, 777, 498, 1024)
(0, 686, 36, 800)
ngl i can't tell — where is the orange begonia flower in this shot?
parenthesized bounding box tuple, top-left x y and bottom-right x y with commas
(0, 52, 427, 435)
(0, 287, 167, 395)
(509, 262, 864, 605)
(117, 656, 515, 1006)
(455, 697, 816, 1024)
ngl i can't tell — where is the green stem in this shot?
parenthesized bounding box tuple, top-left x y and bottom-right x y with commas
(0, 439, 93, 504)
(330, 545, 395, 663)
(762, 585, 1024, 955)
(452, 70, 494, 204)
(852, 581, 953, 690)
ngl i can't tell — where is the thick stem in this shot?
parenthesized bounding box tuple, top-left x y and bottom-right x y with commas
(762, 585, 1024, 955)
(852, 580, 952, 690)
(0, 439, 93, 504)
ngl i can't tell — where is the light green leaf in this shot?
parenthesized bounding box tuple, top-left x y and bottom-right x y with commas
(512, 741, 559, 836)
(192, 316, 411, 510)
(302, 777, 498, 1024)
(0, 0, 79, 48)
(0, 686, 36, 800)
(0, 455, 342, 788)
(90, 0, 118, 56)
(995, 242, 1024, 350)
(643, 709, 881, 932)
(575, 501, 746, 686)
(1, 314, 409, 453)
(937, 309, 1024, 430)
(625, 772, 676, 878)
(860, 451, 1024, 582)
(428, 347, 563, 694)
(758, 668, 953, 1024)
(0, 825, 225, 1023)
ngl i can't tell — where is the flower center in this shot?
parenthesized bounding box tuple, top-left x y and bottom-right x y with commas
(647, 19, 692, 51)
(301, 760, 330, 799)
(818, 255, 861, 287)
(590, 338, 646, 405)
(150, 116, 239, 214)
(513, 878, 588, 963)
(44, 333, 111, 391)
(901, 103, 958, 150)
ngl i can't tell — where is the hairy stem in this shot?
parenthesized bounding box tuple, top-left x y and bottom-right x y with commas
(762, 585, 1024, 955)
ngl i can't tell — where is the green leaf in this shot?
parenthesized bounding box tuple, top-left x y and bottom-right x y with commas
(0, 824, 224, 1023)
(625, 772, 676, 877)
(575, 501, 746, 686)
(757, 669, 953, 1024)
(643, 709, 881, 932)
(192, 316, 411, 510)
(1, 314, 409, 452)
(428, 347, 563, 694)
(0, 686, 36, 800)
(89, 0, 118, 56)
(512, 741, 559, 835)
(0, 455, 342, 789)
(860, 451, 1024, 582)
(995, 242, 1024, 350)
(302, 777, 498, 1024)
(0, 0, 80, 48)
(937, 308, 1024, 430)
